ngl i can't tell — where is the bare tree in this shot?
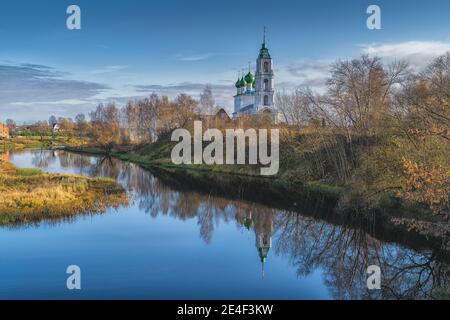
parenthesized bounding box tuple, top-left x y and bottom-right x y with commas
(199, 85, 216, 115)
(322, 55, 409, 135)
(75, 113, 87, 142)
(5, 119, 16, 134)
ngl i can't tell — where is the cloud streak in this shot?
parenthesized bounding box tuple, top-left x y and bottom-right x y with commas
(279, 41, 450, 92)
(90, 65, 129, 75)
(172, 53, 213, 61)
(0, 63, 109, 122)
(361, 41, 450, 69)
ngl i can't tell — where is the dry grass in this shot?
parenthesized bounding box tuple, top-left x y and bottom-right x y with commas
(0, 159, 128, 225)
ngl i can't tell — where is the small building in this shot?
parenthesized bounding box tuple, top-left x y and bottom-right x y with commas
(52, 123, 60, 132)
(0, 123, 9, 139)
(215, 108, 231, 121)
(199, 108, 232, 126)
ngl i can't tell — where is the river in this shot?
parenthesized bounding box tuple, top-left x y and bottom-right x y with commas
(0, 149, 448, 299)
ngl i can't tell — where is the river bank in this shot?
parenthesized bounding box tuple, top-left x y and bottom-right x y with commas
(62, 144, 449, 254)
(0, 155, 128, 225)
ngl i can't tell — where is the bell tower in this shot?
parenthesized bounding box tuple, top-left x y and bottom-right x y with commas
(255, 27, 274, 111)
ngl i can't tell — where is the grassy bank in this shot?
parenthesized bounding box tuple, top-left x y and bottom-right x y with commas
(62, 134, 449, 248)
(62, 142, 450, 254)
(0, 158, 128, 225)
(64, 142, 346, 199)
(0, 135, 84, 152)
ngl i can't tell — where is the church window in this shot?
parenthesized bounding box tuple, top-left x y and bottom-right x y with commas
(264, 95, 269, 106)
(264, 79, 269, 90)
(263, 61, 269, 72)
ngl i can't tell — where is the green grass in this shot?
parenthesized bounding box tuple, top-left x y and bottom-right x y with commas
(15, 168, 42, 176)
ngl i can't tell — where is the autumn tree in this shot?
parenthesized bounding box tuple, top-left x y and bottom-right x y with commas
(155, 94, 198, 137)
(321, 55, 409, 136)
(88, 103, 121, 152)
(5, 119, 16, 135)
(392, 53, 450, 217)
(123, 94, 158, 143)
(35, 120, 50, 142)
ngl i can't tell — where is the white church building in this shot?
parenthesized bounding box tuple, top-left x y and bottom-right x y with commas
(232, 33, 277, 119)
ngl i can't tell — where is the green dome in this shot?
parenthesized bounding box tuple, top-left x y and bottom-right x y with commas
(239, 77, 246, 87)
(244, 72, 255, 84)
(243, 218, 254, 230)
(235, 78, 241, 88)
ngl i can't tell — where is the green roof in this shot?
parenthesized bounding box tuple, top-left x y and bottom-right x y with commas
(259, 42, 271, 59)
(243, 218, 254, 230)
(244, 71, 255, 84)
(258, 247, 269, 263)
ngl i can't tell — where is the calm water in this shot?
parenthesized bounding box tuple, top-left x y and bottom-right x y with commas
(0, 149, 448, 299)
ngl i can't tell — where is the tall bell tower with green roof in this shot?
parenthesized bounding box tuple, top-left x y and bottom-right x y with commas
(254, 27, 274, 111)
(233, 27, 276, 118)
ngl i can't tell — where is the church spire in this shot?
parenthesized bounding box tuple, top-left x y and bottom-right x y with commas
(235, 71, 241, 89)
(263, 26, 266, 48)
(259, 26, 271, 59)
(262, 259, 265, 279)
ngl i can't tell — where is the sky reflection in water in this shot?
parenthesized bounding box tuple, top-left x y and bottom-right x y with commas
(0, 149, 447, 299)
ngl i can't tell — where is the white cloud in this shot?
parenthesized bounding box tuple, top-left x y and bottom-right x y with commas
(278, 59, 333, 92)
(0, 63, 108, 122)
(90, 65, 128, 74)
(173, 53, 213, 61)
(278, 41, 450, 93)
(10, 99, 90, 106)
(361, 41, 450, 69)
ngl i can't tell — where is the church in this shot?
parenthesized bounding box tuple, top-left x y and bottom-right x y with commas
(232, 33, 276, 118)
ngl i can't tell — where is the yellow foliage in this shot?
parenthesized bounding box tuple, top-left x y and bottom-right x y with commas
(398, 157, 450, 220)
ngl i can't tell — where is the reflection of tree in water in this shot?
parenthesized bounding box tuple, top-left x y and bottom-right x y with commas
(31, 149, 57, 168)
(29, 151, 449, 299)
(57, 151, 93, 175)
(31, 150, 94, 176)
(131, 172, 448, 299)
(379, 249, 448, 299)
(274, 212, 449, 299)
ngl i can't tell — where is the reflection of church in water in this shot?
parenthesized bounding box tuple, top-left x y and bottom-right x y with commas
(236, 209, 274, 278)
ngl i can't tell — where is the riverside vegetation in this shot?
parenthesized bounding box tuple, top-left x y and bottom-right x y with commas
(4, 54, 449, 243)
(0, 156, 128, 225)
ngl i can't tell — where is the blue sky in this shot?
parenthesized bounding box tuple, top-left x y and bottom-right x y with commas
(1, 0, 450, 122)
